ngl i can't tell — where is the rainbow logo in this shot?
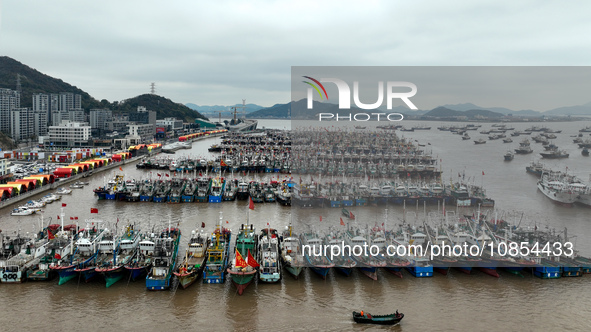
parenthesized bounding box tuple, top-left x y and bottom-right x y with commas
(302, 76, 328, 100)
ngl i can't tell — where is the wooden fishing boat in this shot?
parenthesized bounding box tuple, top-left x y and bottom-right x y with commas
(352, 311, 404, 325)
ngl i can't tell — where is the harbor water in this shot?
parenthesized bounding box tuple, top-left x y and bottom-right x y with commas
(1, 119, 591, 331)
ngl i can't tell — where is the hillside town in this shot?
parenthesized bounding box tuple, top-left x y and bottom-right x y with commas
(0, 87, 225, 187)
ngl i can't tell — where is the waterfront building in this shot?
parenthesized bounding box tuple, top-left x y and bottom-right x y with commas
(127, 123, 156, 142)
(48, 120, 91, 147)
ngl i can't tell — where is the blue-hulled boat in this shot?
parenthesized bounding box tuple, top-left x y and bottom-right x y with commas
(208, 177, 225, 203)
(301, 231, 334, 279)
(146, 227, 181, 290)
(51, 225, 107, 285)
(125, 231, 157, 281)
(532, 258, 561, 279)
(181, 179, 197, 202)
(405, 257, 433, 277)
(203, 213, 231, 284)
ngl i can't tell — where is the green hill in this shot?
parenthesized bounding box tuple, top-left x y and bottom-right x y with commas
(0, 56, 207, 121)
(0, 56, 101, 109)
(113, 94, 208, 122)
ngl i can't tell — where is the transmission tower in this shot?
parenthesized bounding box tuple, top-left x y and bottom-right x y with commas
(150, 82, 156, 94)
(16, 74, 22, 93)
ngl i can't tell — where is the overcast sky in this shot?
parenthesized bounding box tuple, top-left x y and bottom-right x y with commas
(2, 1, 591, 109)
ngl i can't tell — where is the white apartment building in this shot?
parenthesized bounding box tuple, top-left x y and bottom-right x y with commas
(48, 121, 91, 147)
(127, 123, 155, 142)
(10, 108, 34, 141)
(0, 88, 20, 133)
(156, 117, 183, 130)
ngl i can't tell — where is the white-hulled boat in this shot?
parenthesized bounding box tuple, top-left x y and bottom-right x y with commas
(11, 206, 36, 216)
(537, 173, 577, 205)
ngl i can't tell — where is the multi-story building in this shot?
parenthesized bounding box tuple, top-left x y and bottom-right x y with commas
(156, 117, 183, 131)
(68, 109, 85, 122)
(51, 110, 70, 126)
(107, 120, 131, 133)
(89, 109, 113, 130)
(33, 110, 48, 137)
(10, 108, 34, 141)
(59, 92, 82, 111)
(0, 88, 20, 134)
(127, 123, 155, 142)
(32, 93, 49, 112)
(48, 121, 91, 147)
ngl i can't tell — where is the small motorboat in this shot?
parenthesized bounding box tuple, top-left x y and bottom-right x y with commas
(11, 206, 36, 216)
(352, 311, 404, 325)
(583, 148, 589, 156)
(55, 187, 72, 195)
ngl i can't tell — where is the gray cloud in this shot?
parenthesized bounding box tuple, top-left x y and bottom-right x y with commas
(2, 0, 591, 108)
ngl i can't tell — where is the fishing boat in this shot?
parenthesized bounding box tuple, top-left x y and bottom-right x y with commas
(152, 180, 171, 203)
(124, 230, 158, 281)
(324, 228, 357, 277)
(280, 224, 305, 279)
(139, 180, 155, 202)
(537, 173, 578, 205)
(167, 179, 186, 203)
(258, 226, 281, 283)
(173, 226, 210, 289)
(76, 228, 118, 282)
(50, 223, 107, 285)
(352, 311, 404, 325)
(97, 225, 141, 287)
(181, 179, 197, 203)
(227, 223, 258, 295)
(222, 179, 238, 201)
(1, 231, 48, 283)
(582, 148, 589, 156)
(301, 230, 334, 279)
(208, 177, 225, 203)
(540, 149, 569, 159)
(504, 151, 514, 161)
(203, 212, 231, 284)
(146, 226, 181, 290)
(194, 177, 210, 203)
(474, 138, 486, 145)
(27, 224, 78, 281)
(236, 180, 250, 200)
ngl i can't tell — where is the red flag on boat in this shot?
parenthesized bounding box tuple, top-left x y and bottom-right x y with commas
(340, 217, 345, 226)
(482, 171, 485, 176)
(70, 217, 74, 220)
(350, 211, 355, 219)
(319, 216, 322, 222)
(202, 222, 205, 228)
(119, 167, 123, 171)
(235, 249, 247, 268)
(221, 160, 228, 167)
(157, 173, 161, 177)
(75, 217, 78, 220)
(249, 197, 255, 210)
(62, 203, 67, 207)
(54, 253, 61, 260)
(165, 174, 170, 177)
(247, 249, 259, 268)
(57, 215, 60, 220)
(47, 230, 55, 240)
(90, 208, 98, 214)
